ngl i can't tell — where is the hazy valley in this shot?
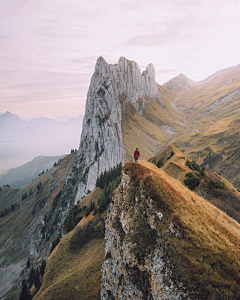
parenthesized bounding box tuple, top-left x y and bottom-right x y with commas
(0, 112, 83, 172)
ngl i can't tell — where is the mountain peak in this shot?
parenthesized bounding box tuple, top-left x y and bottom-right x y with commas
(177, 73, 188, 79)
(142, 63, 156, 81)
(3, 111, 14, 116)
(1, 111, 22, 120)
(75, 56, 159, 199)
(94, 56, 108, 73)
(163, 73, 196, 93)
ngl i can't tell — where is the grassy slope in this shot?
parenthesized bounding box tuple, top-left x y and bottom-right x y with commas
(159, 66, 240, 188)
(121, 86, 186, 162)
(122, 101, 167, 161)
(0, 153, 76, 299)
(34, 214, 105, 300)
(0, 170, 51, 212)
(149, 144, 188, 181)
(32, 155, 240, 300)
(148, 145, 240, 222)
(0, 154, 75, 238)
(33, 187, 104, 300)
(124, 161, 240, 299)
(79, 187, 102, 208)
(179, 65, 240, 117)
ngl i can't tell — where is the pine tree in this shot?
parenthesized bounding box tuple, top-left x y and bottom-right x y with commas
(26, 257, 31, 268)
(34, 269, 41, 290)
(85, 206, 90, 217)
(19, 280, 31, 300)
(93, 206, 98, 216)
(28, 267, 36, 286)
(40, 260, 46, 276)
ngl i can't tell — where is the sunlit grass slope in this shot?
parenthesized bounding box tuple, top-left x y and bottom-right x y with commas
(159, 64, 240, 188)
(148, 145, 240, 223)
(121, 86, 186, 161)
(124, 161, 240, 299)
(33, 214, 105, 300)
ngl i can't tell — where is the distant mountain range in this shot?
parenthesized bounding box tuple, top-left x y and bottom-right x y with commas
(0, 155, 66, 189)
(21, 115, 80, 122)
(0, 112, 83, 170)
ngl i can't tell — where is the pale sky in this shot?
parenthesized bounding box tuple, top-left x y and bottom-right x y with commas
(0, 0, 240, 117)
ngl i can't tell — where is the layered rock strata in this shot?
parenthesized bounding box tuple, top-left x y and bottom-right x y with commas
(75, 57, 161, 201)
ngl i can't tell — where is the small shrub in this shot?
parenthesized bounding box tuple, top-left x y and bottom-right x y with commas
(184, 176, 200, 190)
(208, 179, 225, 189)
(199, 168, 206, 177)
(157, 158, 164, 168)
(186, 159, 200, 172)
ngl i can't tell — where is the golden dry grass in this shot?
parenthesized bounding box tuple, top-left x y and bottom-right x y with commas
(121, 94, 185, 162)
(33, 215, 105, 300)
(149, 145, 190, 181)
(140, 160, 240, 251)
(124, 160, 240, 298)
(79, 187, 102, 208)
(122, 101, 167, 161)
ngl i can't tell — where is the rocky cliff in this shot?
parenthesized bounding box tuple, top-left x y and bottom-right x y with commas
(101, 171, 187, 300)
(101, 161, 240, 299)
(74, 56, 165, 201)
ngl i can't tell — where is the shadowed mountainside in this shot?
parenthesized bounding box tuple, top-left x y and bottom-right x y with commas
(0, 155, 66, 188)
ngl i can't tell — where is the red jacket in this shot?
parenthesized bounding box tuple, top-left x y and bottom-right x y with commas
(134, 150, 140, 158)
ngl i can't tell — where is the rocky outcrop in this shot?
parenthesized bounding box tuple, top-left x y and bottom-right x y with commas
(101, 172, 188, 300)
(75, 57, 161, 201)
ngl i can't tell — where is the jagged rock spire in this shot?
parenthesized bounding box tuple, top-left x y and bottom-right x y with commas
(74, 56, 159, 201)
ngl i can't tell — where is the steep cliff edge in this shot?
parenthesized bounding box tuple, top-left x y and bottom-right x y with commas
(74, 56, 184, 200)
(101, 161, 240, 299)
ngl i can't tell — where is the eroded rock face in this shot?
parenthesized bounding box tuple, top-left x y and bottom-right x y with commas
(101, 172, 189, 300)
(75, 57, 160, 201)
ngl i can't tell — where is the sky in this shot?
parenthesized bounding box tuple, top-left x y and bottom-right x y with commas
(0, 0, 240, 117)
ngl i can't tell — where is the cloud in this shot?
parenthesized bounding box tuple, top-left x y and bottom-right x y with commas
(124, 13, 196, 47)
(0, 0, 29, 20)
(157, 69, 180, 75)
(125, 29, 193, 47)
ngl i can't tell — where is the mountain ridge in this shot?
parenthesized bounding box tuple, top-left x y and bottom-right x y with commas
(1, 56, 240, 299)
(33, 157, 240, 300)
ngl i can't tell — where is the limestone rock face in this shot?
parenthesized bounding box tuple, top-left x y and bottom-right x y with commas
(75, 57, 160, 201)
(101, 172, 188, 300)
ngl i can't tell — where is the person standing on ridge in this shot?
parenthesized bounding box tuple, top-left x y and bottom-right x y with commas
(134, 148, 140, 163)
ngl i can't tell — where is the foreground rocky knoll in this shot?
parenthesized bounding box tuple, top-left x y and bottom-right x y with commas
(34, 159, 240, 300)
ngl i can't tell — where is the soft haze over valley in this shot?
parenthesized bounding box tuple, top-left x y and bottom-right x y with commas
(0, 111, 83, 171)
